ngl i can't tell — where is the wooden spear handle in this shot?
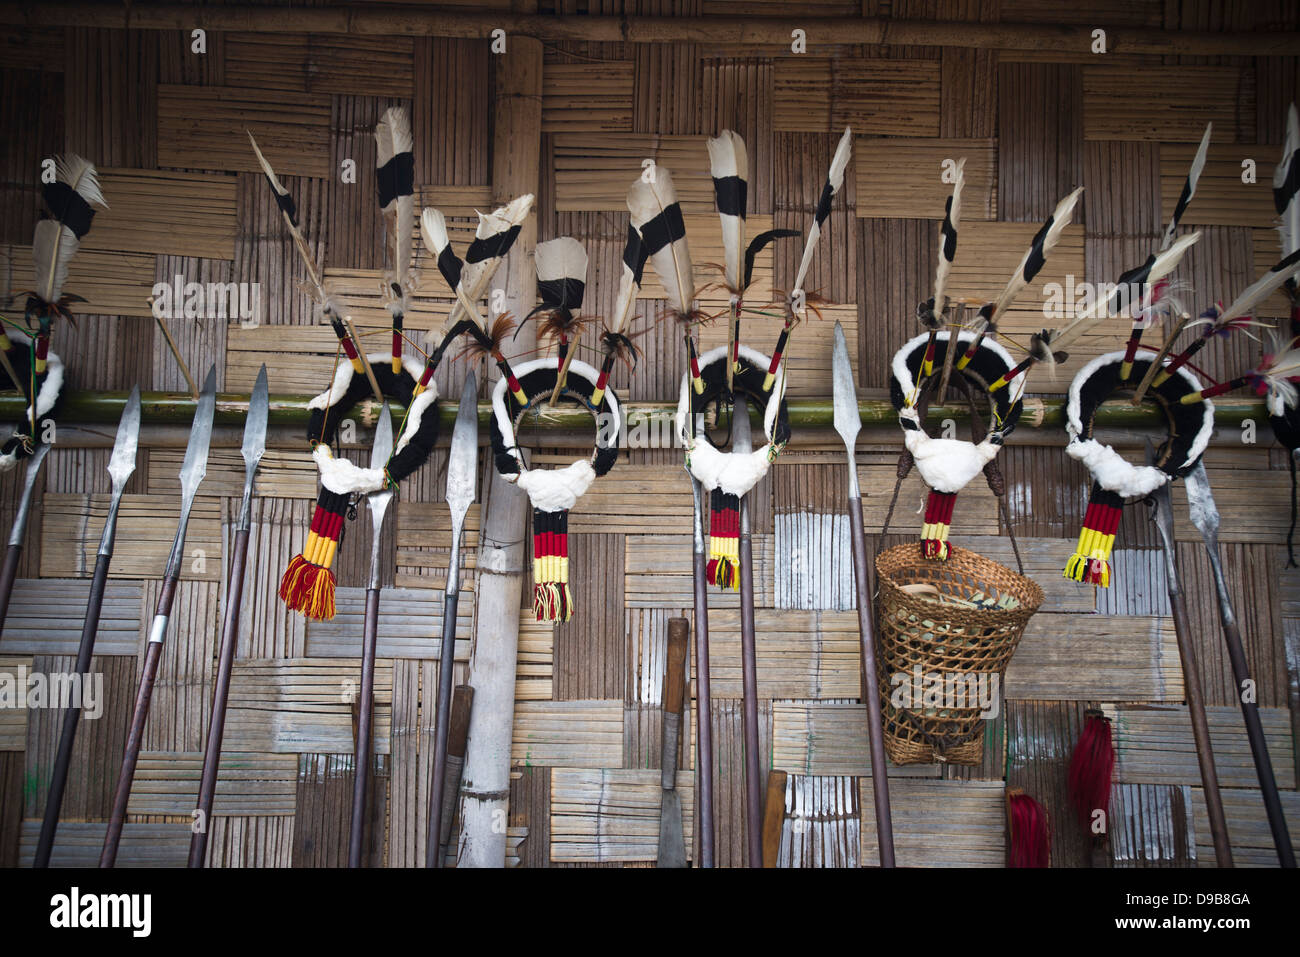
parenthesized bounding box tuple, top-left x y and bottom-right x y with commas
(664, 620, 688, 719)
(0, 543, 23, 639)
(761, 769, 788, 868)
(437, 685, 476, 854)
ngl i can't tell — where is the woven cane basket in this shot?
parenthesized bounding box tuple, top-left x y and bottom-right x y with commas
(874, 543, 1044, 765)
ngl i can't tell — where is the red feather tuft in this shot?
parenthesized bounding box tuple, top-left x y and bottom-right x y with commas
(1007, 790, 1051, 868)
(1068, 710, 1114, 833)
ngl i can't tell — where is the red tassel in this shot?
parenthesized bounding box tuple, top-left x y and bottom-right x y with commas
(1068, 710, 1114, 834)
(1007, 790, 1050, 868)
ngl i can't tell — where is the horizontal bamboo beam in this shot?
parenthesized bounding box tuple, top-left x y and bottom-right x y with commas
(4, 3, 1297, 56)
(0, 389, 1267, 435)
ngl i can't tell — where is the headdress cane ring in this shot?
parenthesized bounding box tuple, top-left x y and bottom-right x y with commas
(491, 357, 621, 622)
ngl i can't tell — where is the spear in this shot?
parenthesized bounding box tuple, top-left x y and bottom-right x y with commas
(188, 365, 268, 868)
(1147, 441, 1232, 866)
(101, 365, 216, 868)
(426, 371, 478, 869)
(1184, 459, 1294, 866)
(33, 386, 140, 867)
(0, 438, 50, 637)
(349, 400, 394, 868)
(688, 456, 716, 868)
(831, 322, 895, 866)
(733, 394, 763, 866)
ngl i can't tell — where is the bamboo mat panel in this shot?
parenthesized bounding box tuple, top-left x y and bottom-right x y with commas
(394, 499, 482, 592)
(148, 449, 318, 501)
(1082, 142, 1162, 237)
(512, 700, 623, 768)
(125, 751, 298, 816)
(1190, 786, 1300, 867)
(223, 33, 415, 98)
(22, 655, 136, 820)
(0, 657, 30, 750)
(320, 268, 456, 333)
(325, 95, 388, 274)
(779, 773, 861, 869)
(857, 463, 1001, 536)
(139, 579, 218, 753)
(998, 63, 1083, 224)
(225, 322, 418, 395)
(0, 752, 20, 866)
(1251, 227, 1294, 318)
(305, 586, 471, 657)
(1095, 547, 1171, 615)
(854, 138, 997, 220)
(1004, 699, 1095, 868)
(771, 701, 944, 778)
(856, 217, 936, 389)
(940, 46, 996, 138)
(40, 493, 223, 582)
(542, 62, 634, 133)
(157, 85, 331, 178)
(632, 41, 701, 136)
(859, 778, 1005, 867)
(233, 498, 310, 660)
(1005, 614, 1183, 701)
(700, 57, 775, 214)
(773, 131, 858, 303)
(0, 245, 155, 317)
(774, 59, 941, 136)
(569, 465, 694, 533)
(552, 133, 713, 213)
(1170, 467, 1292, 544)
(87, 168, 238, 260)
(697, 304, 856, 397)
(703, 609, 860, 699)
(0, 67, 63, 246)
(773, 512, 855, 611)
(1177, 541, 1287, 709)
(549, 768, 694, 862)
(705, 696, 772, 867)
(151, 255, 231, 393)
(624, 534, 775, 609)
(0, 27, 63, 71)
(509, 765, 549, 869)
(0, 578, 144, 655)
(1112, 704, 1296, 789)
(554, 534, 625, 701)
(202, 815, 295, 868)
(17, 821, 189, 867)
(291, 752, 388, 867)
(64, 27, 157, 169)
(386, 658, 432, 867)
(1110, 783, 1197, 867)
(516, 617, 555, 703)
(413, 38, 491, 186)
(222, 659, 393, 754)
(1083, 66, 1256, 142)
(233, 170, 327, 327)
(624, 610, 694, 759)
(1160, 142, 1280, 229)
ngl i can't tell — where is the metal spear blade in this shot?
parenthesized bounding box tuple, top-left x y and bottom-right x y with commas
(1145, 439, 1176, 552)
(368, 401, 395, 520)
(732, 393, 753, 455)
(1183, 459, 1221, 550)
(106, 386, 141, 493)
(242, 364, 269, 471)
(831, 321, 861, 449)
(445, 372, 479, 526)
(179, 366, 217, 502)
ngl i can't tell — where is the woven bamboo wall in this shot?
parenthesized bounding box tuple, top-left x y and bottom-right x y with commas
(2, 1, 1300, 868)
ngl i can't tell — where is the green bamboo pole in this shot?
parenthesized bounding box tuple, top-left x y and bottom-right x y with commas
(0, 390, 1268, 433)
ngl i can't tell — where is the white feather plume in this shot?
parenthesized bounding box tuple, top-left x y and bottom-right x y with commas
(932, 158, 965, 311)
(707, 130, 748, 293)
(1162, 122, 1211, 251)
(32, 153, 107, 304)
(792, 126, 852, 298)
(627, 167, 695, 316)
(987, 186, 1083, 326)
(374, 106, 414, 293)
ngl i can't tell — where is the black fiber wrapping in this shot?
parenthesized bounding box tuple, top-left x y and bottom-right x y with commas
(690, 353, 792, 448)
(490, 365, 621, 480)
(1073, 356, 1210, 479)
(888, 335, 1022, 438)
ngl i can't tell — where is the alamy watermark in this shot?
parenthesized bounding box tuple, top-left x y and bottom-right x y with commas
(0, 666, 102, 720)
(150, 275, 262, 327)
(1041, 276, 1157, 322)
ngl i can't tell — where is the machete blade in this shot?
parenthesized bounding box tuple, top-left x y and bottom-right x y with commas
(445, 372, 479, 527)
(242, 364, 269, 471)
(657, 788, 686, 868)
(179, 366, 218, 502)
(368, 401, 395, 528)
(106, 385, 142, 493)
(831, 320, 861, 448)
(1145, 439, 1175, 551)
(732, 393, 753, 455)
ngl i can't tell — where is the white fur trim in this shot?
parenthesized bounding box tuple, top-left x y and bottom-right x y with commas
(673, 345, 786, 496)
(313, 443, 386, 495)
(891, 330, 1015, 406)
(905, 429, 1000, 494)
(0, 349, 64, 473)
(0, 449, 17, 472)
(512, 459, 595, 511)
(394, 388, 438, 457)
(490, 355, 620, 484)
(1066, 350, 1215, 483)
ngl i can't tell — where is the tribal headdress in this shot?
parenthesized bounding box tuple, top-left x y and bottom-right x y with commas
(254, 133, 440, 620)
(1062, 353, 1213, 586)
(3, 154, 106, 469)
(1274, 104, 1300, 339)
(492, 235, 629, 621)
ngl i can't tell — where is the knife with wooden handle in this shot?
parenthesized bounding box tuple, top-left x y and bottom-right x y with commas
(657, 620, 688, 868)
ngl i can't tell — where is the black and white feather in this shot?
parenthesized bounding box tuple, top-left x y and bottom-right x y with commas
(983, 187, 1083, 329)
(533, 236, 588, 321)
(932, 158, 965, 319)
(1162, 122, 1211, 252)
(32, 154, 107, 306)
(1274, 104, 1300, 296)
(374, 106, 415, 296)
(791, 126, 852, 302)
(627, 166, 695, 317)
(708, 130, 748, 295)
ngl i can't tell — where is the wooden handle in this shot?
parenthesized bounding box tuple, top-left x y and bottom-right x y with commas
(0, 543, 23, 638)
(664, 619, 688, 716)
(761, 769, 788, 868)
(448, 685, 474, 758)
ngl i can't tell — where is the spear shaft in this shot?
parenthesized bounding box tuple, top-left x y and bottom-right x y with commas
(0, 441, 50, 637)
(733, 395, 763, 867)
(689, 462, 716, 868)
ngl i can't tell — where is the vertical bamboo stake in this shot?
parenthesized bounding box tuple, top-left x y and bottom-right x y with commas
(151, 310, 198, 399)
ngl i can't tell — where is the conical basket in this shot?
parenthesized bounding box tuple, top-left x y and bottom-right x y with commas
(874, 543, 1044, 765)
